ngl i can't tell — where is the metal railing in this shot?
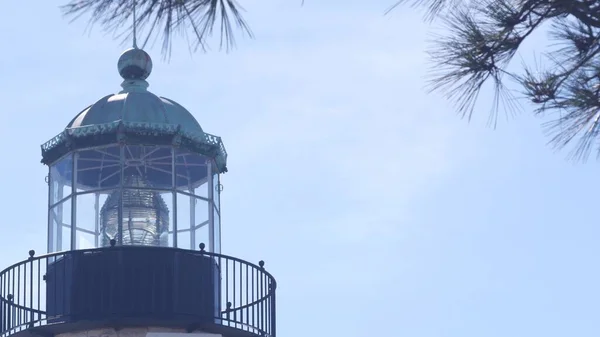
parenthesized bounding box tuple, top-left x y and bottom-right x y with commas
(0, 244, 276, 337)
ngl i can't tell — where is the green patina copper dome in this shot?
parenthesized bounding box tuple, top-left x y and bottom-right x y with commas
(41, 48, 227, 172)
(66, 90, 204, 135)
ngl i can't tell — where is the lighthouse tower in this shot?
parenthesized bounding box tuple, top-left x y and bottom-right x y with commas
(0, 47, 276, 337)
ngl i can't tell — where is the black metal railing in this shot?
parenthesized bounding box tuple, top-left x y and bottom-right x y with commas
(0, 244, 276, 337)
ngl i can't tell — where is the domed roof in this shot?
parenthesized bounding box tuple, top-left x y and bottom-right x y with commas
(67, 92, 204, 135)
(67, 48, 203, 135)
(41, 48, 228, 173)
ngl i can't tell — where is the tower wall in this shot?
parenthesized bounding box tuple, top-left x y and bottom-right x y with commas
(46, 249, 221, 323)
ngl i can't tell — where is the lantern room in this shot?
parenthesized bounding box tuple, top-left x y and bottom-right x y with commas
(0, 44, 276, 337)
(41, 47, 226, 255)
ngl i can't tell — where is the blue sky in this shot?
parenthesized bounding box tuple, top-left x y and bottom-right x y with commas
(1, 0, 600, 336)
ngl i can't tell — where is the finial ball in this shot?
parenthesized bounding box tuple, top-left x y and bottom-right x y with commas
(118, 48, 152, 80)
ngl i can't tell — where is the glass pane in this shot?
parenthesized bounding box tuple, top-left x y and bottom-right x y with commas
(213, 208, 221, 254)
(212, 173, 220, 211)
(161, 191, 174, 247)
(75, 146, 121, 190)
(50, 154, 73, 203)
(50, 197, 72, 252)
(175, 149, 209, 195)
(176, 192, 192, 231)
(194, 221, 209, 252)
(177, 230, 191, 250)
(194, 198, 209, 229)
(48, 209, 60, 253)
(75, 192, 97, 234)
(124, 145, 172, 189)
(96, 192, 110, 247)
(63, 199, 73, 251)
(167, 232, 174, 247)
(176, 192, 193, 249)
(197, 183, 209, 198)
(194, 198, 210, 251)
(76, 232, 95, 250)
(75, 191, 110, 248)
(99, 190, 118, 247)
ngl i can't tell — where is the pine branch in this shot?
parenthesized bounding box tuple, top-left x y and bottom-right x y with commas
(394, 0, 600, 160)
(61, 0, 253, 58)
(425, 1, 550, 121)
(387, 0, 464, 21)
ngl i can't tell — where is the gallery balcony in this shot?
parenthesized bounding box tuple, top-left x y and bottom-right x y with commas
(0, 245, 276, 337)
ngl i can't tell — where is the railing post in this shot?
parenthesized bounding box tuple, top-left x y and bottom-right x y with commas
(226, 302, 232, 322)
(259, 261, 265, 334)
(270, 283, 276, 337)
(7, 294, 13, 332)
(28, 250, 35, 328)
